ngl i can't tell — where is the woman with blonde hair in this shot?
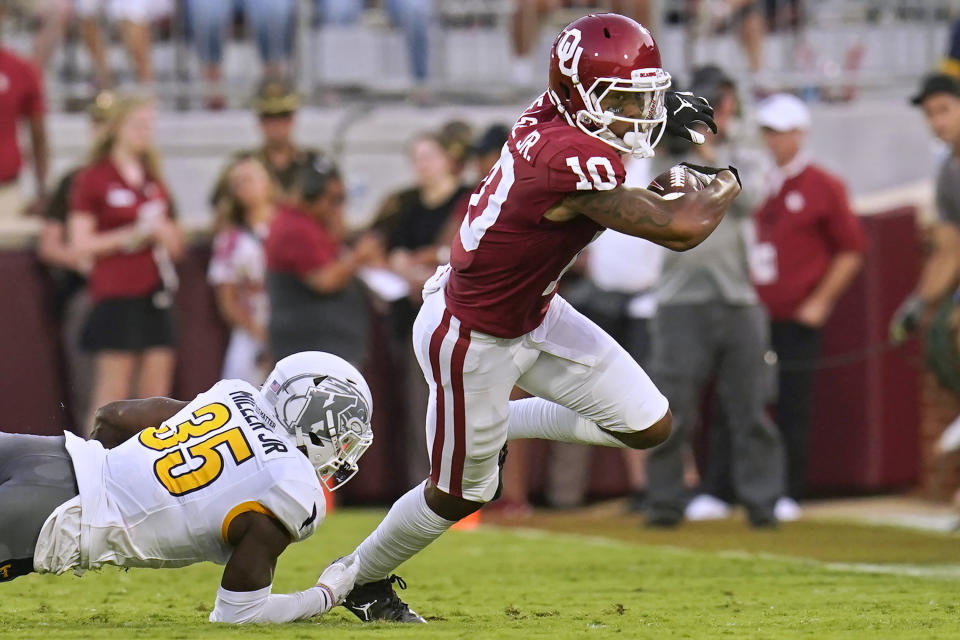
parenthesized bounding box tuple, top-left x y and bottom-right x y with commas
(207, 155, 276, 384)
(68, 94, 184, 435)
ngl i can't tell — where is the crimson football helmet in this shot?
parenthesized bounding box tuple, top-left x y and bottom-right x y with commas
(548, 13, 671, 157)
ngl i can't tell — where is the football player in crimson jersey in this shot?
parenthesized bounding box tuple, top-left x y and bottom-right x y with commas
(336, 13, 742, 623)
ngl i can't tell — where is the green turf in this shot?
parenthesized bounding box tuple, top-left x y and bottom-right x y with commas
(4, 510, 960, 639)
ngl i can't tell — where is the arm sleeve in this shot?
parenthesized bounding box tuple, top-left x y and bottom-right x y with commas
(68, 168, 99, 214)
(22, 61, 46, 118)
(208, 231, 240, 285)
(822, 176, 865, 253)
(272, 224, 337, 277)
(209, 584, 336, 624)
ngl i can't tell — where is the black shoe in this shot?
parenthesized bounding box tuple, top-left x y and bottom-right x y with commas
(747, 510, 779, 529)
(644, 512, 682, 528)
(625, 489, 647, 513)
(343, 574, 426, 623)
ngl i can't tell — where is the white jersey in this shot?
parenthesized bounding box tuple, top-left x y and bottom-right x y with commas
(47, 380, 324, 571)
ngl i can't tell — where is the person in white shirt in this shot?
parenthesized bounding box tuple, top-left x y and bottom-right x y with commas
(208, 156, 276, 385)
(0, 351, 372, 625)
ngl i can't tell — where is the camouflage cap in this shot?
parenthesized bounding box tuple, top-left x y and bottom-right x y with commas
(253, 76, 301, 116)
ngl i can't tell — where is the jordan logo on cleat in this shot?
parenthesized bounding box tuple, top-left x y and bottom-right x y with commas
(355, 601, 375, 621)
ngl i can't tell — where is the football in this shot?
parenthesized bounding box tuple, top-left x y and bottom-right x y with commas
(647, 164, 708, 200)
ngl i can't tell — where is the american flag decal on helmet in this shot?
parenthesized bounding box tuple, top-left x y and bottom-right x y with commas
(269, 379, 281, 394)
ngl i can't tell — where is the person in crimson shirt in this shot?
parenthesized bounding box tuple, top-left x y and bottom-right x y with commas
(265, 159, 383, 366)
(751, 93, 865, 517)
(35, 91, 115, 434)
(332, 14, 742, 624)
(0, 3, 48, 218)
(68, 95, 185, 436)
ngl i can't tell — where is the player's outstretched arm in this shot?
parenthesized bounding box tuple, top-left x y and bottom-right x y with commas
(210, 512, 357, 624)
(92, 397, 189, 447)
(564, 169, 741, 251)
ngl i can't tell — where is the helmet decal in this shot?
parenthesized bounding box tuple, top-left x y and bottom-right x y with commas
(556, 29, 583, 80)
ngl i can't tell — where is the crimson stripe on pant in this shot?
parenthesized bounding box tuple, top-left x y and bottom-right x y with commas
(428, 309, 452, 488)
(448, 323, 472, 497)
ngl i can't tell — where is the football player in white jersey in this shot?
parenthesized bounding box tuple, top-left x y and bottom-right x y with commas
(0, 351, 373, 625)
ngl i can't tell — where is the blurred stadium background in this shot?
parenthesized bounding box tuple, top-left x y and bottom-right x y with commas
(1, 0, 960, 528)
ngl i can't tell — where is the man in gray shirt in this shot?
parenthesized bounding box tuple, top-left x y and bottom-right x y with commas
(890, 74, 960, 343)
(645, 66, 784, 528)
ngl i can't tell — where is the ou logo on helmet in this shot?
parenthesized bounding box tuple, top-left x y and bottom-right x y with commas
(556, 28, 584, 79)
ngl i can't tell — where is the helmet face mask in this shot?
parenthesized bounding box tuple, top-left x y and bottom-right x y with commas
(576, 70, 670, 156)
(548, 14, 671, 158)
(288, 378, 372, 491)
(261, 352, 374, 491)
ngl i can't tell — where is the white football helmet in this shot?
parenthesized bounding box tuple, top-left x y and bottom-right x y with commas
(259, 352, 373, 491)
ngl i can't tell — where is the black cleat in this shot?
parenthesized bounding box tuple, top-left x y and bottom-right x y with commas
(343, 574, 427, 623)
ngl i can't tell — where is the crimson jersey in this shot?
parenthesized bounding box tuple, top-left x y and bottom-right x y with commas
(445, 94, 626, 338)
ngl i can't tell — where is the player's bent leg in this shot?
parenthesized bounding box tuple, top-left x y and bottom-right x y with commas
(513, 296, 671, 448)
(0, 433, 78, 582)
(423, 479, 485, 521)
(602, 409, 672, 450)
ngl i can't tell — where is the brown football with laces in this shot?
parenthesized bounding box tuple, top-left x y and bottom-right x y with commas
(646, 164, 708, 200)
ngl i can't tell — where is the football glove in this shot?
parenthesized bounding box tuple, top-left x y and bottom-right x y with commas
(665, 91, 717, 145)
(678, 162, 742, 188)
(317, 556, 359, 605)
(888, 294, 924, 345)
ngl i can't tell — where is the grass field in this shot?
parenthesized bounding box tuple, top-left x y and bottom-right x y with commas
(4, 509, 960, 639)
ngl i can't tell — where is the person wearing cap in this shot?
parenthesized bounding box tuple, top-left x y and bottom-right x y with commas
(35, 91, 115, 433)
(211, 77, 326, 211)
(265, 158, 383, 367)
(752, 93, 865, 519)
(643, 66, 783, 528)
(470, 123, 510, 179)
(889, 74, 960, 345)
(0, 1, 48, 219)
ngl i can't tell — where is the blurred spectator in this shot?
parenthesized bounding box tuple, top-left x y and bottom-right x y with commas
(76, 0, 173, 87)
(511, 1, 650, 87)
(944, 19, 960, 79)
(890, 75, 960, 346)
(315, 0, 432, 101)
(68, 94, 185, 435)
(437, 119, 473, 178)
(0, 3, 48, 218)
(186, 0, 297, 107)
(470, 123, 509, 177)
(372, 130, 471, 483)
(265, 158, 383, 365)
(208, 155, 276, 384)
(35, 91, 114, 432)
(211, 77, 325, 208)
(543, 156, 662, 512)
(752, 93, 865, 520)
(29, 0, 71, 71)
(644, 66, 782, 528)
(688, 1, 766, 78)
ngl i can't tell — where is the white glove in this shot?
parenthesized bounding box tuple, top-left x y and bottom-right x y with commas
(317, 556, 359, 605)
